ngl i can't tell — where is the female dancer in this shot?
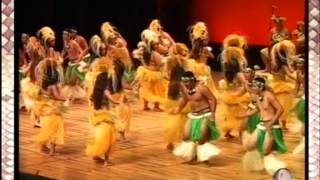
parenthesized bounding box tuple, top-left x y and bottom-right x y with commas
(148, 19, 175, 55)
(187, 22, 218, 98)
(131, 29, 168, 111)
(86, 72, 124, 166)
(20, 36, 45, 127)
(270, 40, 297, 130)
(163, 54, 190, 151)
(218, 46, 251, 139)
(34, 58, 67, 156)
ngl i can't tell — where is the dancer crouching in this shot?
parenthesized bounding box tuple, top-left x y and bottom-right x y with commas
(238, 77, 287, 175)
(173, 71, 220, 163)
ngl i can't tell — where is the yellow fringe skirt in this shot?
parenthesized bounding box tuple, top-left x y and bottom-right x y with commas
(218, 81, 251, 136)
(36, 114, 65, 146)
(86, 122, 115, 158)
(20, 78, 40, 112)
(136, 66, 168, 104)
(270, 80, 296, 126)
(86, 109, 116, 158)
(35, 97, 65, 146)
(164, 100, 190, 143)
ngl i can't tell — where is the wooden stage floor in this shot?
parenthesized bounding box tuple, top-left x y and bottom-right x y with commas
(19, 90, 305, 180)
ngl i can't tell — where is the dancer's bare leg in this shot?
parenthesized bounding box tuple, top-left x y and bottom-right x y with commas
(153, 102, 163, 112)
(263, 130, 274, 156)
(143, 100, 150, 111)
(49, 143, 57, 156)
(104, 150, 113, 166)
(166, 142, 174, 152)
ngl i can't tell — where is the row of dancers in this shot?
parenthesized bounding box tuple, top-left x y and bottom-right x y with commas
(19, 16, 305, 174)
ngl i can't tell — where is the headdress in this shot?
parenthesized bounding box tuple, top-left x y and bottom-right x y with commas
(223, 34, 247, 50)
(271, 15, 286, 24)
(37, 26, 55, 48)
(149, 19, 162, 34)
(90, 35, 106, 57)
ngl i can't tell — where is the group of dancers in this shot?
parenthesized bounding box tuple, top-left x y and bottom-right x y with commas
(19, 15, 305, 175)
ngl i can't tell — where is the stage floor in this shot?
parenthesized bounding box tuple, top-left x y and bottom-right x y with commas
(19, 97, 305, 180)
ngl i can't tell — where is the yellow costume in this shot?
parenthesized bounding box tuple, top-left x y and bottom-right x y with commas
(218, 46, 250, 136)
(35, 95, 65, 146)
(164, 99, 190, 143)
(187, 59, 219, 98)
(136, 66, 168, 105)
(21, 78, 40, 112)
(270, 40, 298, 126)
(111, 92, 132, 133)
(270, 74, 295, 125)
(218, 80, 251, 136)
(86, 108, 116, 158)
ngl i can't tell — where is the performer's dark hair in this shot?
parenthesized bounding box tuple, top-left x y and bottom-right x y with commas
(29, 52, 43, 83)
(223, 58, 240, 83)
(91, 72, 110, 110)
(111, 59, 125, 93)
(42, 64, 60, 90)
(168, 65, 185, 100)
(182, 71, 196, 81)
(142, 49, 152, 65)
(253, 77, 266, 90)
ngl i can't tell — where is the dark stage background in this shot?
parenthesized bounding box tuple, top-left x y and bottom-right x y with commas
(15, 0, 306, 71)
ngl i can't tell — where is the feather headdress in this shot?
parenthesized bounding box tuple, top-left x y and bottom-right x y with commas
(189, 22, 208, 41)
(271, 40, 297, 70)
(90, 35, 106, 57)
(223, 34, 247, 50)
(149, 19, 162, 34)
(37, 26, 55, 48)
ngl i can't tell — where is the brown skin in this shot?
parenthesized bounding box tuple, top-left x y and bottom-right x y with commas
(175, 81, 216, 140)
(237, 88, 283, 155)
(173, 80, 216, 162)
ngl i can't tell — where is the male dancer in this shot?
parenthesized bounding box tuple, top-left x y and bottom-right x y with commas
(238, 77, 287, 175)
(173, 71, 220, 163)
(260, 16, 290, 72)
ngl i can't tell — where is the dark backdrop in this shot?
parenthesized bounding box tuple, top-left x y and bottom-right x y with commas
(15, 0, 192, 50)
(15, 0, 266, 71)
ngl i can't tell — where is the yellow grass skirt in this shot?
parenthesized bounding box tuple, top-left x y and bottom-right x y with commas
(35, 97, 65, 146)
(270, 80, 296, 125)
(86, 109, 116, 158)
(218, 80, 251, 136)
(36, 114, 65, 146)
(164, 100, 190, 143)
(20, 78, 40, 112)
(136, 66, 168, 104)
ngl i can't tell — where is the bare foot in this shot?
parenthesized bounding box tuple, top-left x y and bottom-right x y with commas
(34, 122, 41, 128)
(224, 132, 235, 140)
(153, 107, 163, 112)
(166, 143, 174, 152)
(104, 161, 114, 166)
(144, 107, 151, 111)
(93, 157, 105, 163)
(40, 146, 50, 153)
(186, 158, 197, 165)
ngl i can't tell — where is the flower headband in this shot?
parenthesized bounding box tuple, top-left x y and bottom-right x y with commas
(181, 76, 196, 82)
